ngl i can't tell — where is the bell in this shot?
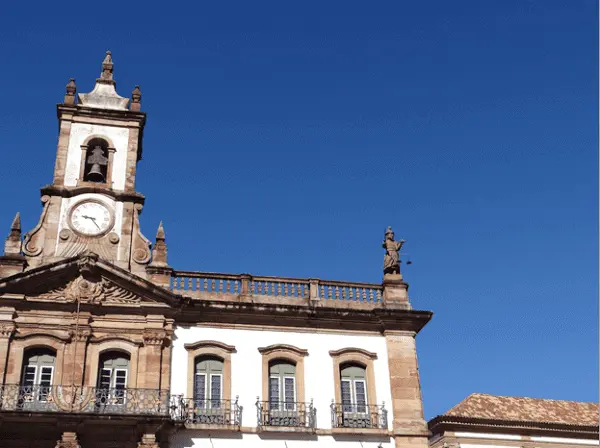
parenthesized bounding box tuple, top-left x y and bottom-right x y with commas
(87, 163, 105, 182)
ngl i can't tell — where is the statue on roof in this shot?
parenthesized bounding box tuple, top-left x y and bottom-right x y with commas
(382, 226, 404, 275)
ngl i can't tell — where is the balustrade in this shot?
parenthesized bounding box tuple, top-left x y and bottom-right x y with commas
(170, 396, 242, 427)
(330, 402, 388, 429)
(256, 399, 316, 429)
(171, 272, 383, 304)
(0, 385, 169, 416)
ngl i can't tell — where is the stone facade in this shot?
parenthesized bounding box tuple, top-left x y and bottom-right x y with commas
(0, 53, 433, 448)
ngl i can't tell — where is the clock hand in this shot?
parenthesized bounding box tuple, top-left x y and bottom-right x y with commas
(88, 217, 101, 230)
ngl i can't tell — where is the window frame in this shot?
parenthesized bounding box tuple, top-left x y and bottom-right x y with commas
(184, 341, 236, 402)
(329, 348, 378, 410)
(258, 344, 308, 407)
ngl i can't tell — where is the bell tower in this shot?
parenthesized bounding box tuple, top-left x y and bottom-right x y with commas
(16, 51, 152, 276)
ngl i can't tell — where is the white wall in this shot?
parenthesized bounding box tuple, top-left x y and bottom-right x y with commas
(170, 432, 392, 448)
(64, 122, 130, 190)
(170, 326, 394, 447)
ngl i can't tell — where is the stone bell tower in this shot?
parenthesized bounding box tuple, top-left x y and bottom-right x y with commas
(5, 51, 152, 277)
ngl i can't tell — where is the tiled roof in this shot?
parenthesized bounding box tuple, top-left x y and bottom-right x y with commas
(443, 393, 599, 426)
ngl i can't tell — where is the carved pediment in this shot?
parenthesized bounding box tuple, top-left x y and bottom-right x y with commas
(0, 251, 181, 310)
(36, 275, 142, 305)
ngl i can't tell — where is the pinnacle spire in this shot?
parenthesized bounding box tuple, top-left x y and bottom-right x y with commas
(99, 50, 115, 84)
(150, 221, 168, 267)
(4, 212, 22, 255)
(156, 221, 165, 240)
(10, 213, 21, 233)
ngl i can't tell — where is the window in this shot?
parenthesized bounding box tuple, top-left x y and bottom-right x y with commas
(20, 348, 56, 403)
(340, 363, 368, 413)
(269, 360, 296, 411)
(194, 356, 223, 409)
(97, 351, 129, 406)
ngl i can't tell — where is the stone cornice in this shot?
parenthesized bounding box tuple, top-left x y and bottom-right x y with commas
(428, 415, 599, 439)
(258, 344, 308, 357)
(178, 299, 432, 334)
(57, 104, 146, 124)
(184, 340, 237, 353)
(329, 347, 378, 360)
(40, 185, 145, 204)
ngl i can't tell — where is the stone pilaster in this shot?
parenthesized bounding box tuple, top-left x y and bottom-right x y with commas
(0, 311, 15, 382)
(55, 432, 80, 448)
(138, 433, 160, 448)
(383, 273, 411, 309)
(139, 330, 166, 389)
(385, 330, 429, 448)
(61, 319, 91, 387)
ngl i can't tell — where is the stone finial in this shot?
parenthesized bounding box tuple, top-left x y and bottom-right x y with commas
(78, 51, 129, 110)
(131, 85, 142, 111)
(156, 221, 165, 240)
(100, 50, 114, 83)
(382, 226, 404, 276)
(150, 221, 168, 266)
(4, 213, 22, 255)
(64, 78, 76, 104)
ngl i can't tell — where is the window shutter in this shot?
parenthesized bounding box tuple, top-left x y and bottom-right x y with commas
(210, 375, 222, 407)
(22, 366, 36, 388)
(284, 377, 295, 410)
(269, 377, 280, 410)
(194, 373, 206, 407)
(341, 379, 352, 412)
(354, 380, 367, 412)
(99, 368, 112, 389)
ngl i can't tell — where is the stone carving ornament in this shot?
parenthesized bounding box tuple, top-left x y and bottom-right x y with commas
(23, 195, 50, 257)
(37, 276, 141, 305)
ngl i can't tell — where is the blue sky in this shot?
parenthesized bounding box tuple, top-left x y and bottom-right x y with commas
(0, 1, 597, 418)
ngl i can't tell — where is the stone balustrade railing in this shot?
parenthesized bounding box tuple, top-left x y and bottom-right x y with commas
(170, 271, 384, 304)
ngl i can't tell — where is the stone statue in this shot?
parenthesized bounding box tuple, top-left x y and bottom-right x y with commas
(382, 226, 404, 275)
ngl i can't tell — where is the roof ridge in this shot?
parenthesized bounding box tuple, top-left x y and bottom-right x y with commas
(462, 393, 599, 406)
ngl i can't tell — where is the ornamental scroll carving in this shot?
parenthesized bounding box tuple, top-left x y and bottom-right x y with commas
(23, 195, 50, 257)
(142, 330, 167, 346)
(131, 204, 151, 265)
(36, 276, 141, 305)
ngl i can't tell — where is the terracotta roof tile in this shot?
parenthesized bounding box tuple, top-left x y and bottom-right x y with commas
(444, 393, 599, 426)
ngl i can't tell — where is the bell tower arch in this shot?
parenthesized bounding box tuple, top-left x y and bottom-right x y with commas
(19, 51, 151, 276)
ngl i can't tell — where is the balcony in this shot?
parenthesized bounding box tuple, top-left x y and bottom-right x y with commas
(330, 402, 388, 430)
(256, 400, 316, 432)
(170, 396, 242, 428)
(0, 385, 169, 417)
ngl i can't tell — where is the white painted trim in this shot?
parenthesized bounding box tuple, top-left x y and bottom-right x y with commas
(531, 436, 600, 446)
(455, 433, 522, 440)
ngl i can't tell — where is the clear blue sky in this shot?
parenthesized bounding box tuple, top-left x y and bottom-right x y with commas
(0, 1, 597, 418)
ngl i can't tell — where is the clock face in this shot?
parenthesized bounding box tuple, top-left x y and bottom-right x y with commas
(69, 200, 114, 236)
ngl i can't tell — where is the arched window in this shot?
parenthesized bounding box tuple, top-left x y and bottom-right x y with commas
(83, 138, 110, 183)
(269, 359, 296, 411)
(340, 362, 367, 413)
(20, 348, 56, 403)
(194, 355, 224, 408)
(97, 351, 129, 405)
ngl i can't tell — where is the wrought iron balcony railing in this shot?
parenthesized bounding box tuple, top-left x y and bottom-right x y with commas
(169, 396, 243, 427)
(330, 402, 388, 429)
(256, 399, 316, 429)
(0, 385, 169, 417)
